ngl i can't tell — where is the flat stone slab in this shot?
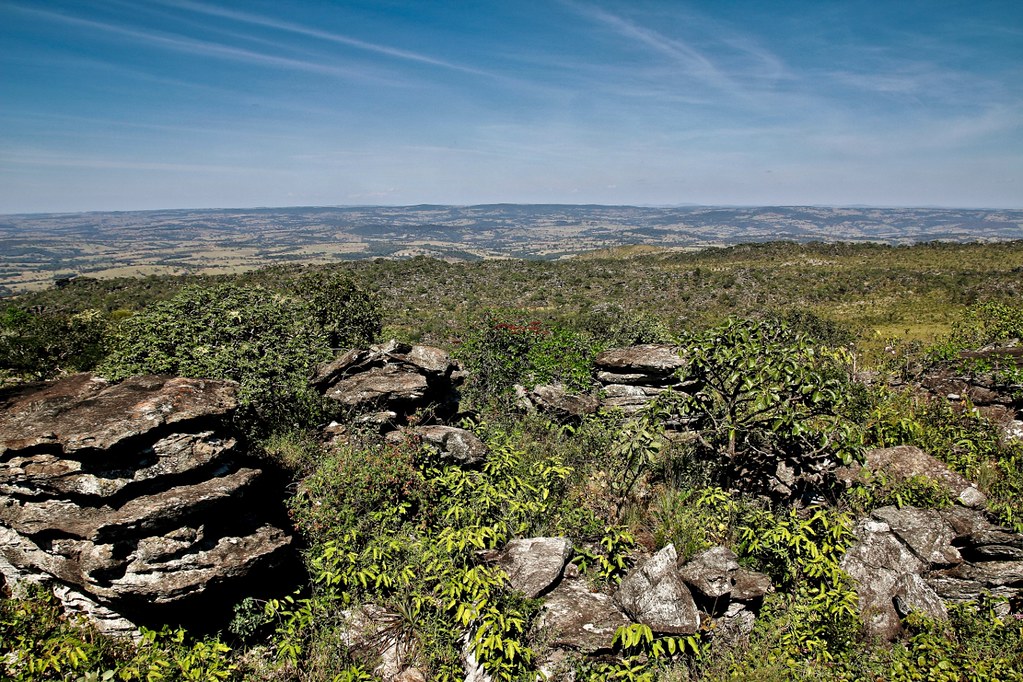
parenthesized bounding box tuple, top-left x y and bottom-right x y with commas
(538, 578, 631, 653)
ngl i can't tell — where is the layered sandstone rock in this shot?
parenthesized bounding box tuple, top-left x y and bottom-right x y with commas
(0, 374, 292, 634)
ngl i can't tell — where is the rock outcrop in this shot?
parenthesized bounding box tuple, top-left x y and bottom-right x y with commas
(515, 383, 601, 421)
(516, 539, 770, 658)
(537, 577, 632, 654)
(842, 503, 1023, 640)
(496, 537, 574, 599)
(594, 345, 689, 414)
(313, 340, 464, 428)
(914, 343, 1023, 441)
(385, 425, 489, 466)
(0, 374, 292, 634)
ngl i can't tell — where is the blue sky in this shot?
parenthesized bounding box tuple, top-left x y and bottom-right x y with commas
(1, 0, 1020, 212)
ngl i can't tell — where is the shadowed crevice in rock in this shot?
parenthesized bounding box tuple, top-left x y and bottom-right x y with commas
(1, 445, 242, 514)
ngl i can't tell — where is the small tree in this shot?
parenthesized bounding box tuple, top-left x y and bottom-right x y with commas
(100, 283, 332, 432)
(676, 318, 862, 497)
(457, 311, 597, 409)
(0, 306, 108, 380)
(295, 271, 381, 350)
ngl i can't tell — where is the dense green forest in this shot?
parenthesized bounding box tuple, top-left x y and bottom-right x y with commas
(4, 240, 1023, 680)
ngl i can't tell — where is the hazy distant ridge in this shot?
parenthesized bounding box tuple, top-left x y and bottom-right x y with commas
(2, 205, 1021, 294)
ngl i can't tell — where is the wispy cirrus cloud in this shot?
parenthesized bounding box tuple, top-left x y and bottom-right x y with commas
(557, 0, 791, 97)
(561, 1, 723, 83)
(6, 4, 406, 85)
(152, 0, 495, 78)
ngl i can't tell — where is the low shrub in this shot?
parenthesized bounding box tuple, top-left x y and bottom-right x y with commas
(99, 283, 332, 434)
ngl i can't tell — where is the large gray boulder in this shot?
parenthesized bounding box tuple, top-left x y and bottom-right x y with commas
(731, 568, 773, 602)
(893, 573, 948, 621)
(594, 345, 690, 414)
(614, 544, 700, 634)
(871, 506, 962, 567)
(594, 345, 686, 376)
(0, 374, 292, 634)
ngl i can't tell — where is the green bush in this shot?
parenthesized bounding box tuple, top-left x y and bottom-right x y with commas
(675, 317, 862, 495)
(99, 283, 332, 433)
(770, 309, 856, 348)
(846, 471, 954, 513)
(268, 419, 649, 681)
(934, 301, 1023, 360)
(0, 588, 236, 682)
(293, 271, 381, 350)
(0, 306, 109, 380)
(652, 486, 741, 562)
(289, 435, 430, 546)
(576, 304, 674, 347)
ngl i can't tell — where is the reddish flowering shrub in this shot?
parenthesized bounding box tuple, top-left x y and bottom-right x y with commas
(457, 310, 598, 408)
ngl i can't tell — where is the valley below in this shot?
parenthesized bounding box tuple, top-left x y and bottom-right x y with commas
(2, 204, 1021, 295)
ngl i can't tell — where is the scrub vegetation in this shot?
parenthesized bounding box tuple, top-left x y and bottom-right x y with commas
(3, 240, 1023, 680)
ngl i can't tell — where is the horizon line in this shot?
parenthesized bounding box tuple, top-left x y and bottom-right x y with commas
(4, 202, 1023, 217)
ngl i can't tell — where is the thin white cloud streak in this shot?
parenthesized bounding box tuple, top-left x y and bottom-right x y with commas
(3, 150, 258, 174)
(154, 0, 495, 78)
(560, 0, 726, 86)
(7, 4, 405, 85)
(552, 0, 819, 121)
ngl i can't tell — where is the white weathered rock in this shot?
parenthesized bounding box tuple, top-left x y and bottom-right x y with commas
(614, 544, 700, 634)
(893, 573, 947, 622)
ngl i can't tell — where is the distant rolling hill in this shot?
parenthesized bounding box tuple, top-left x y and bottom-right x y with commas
(1, 204, 1021, 294)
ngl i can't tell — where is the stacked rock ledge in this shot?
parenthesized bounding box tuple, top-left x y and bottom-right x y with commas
(313, 340, 465, 430)
(0, 373, 293, 635)
(594, 344, 689, 414)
